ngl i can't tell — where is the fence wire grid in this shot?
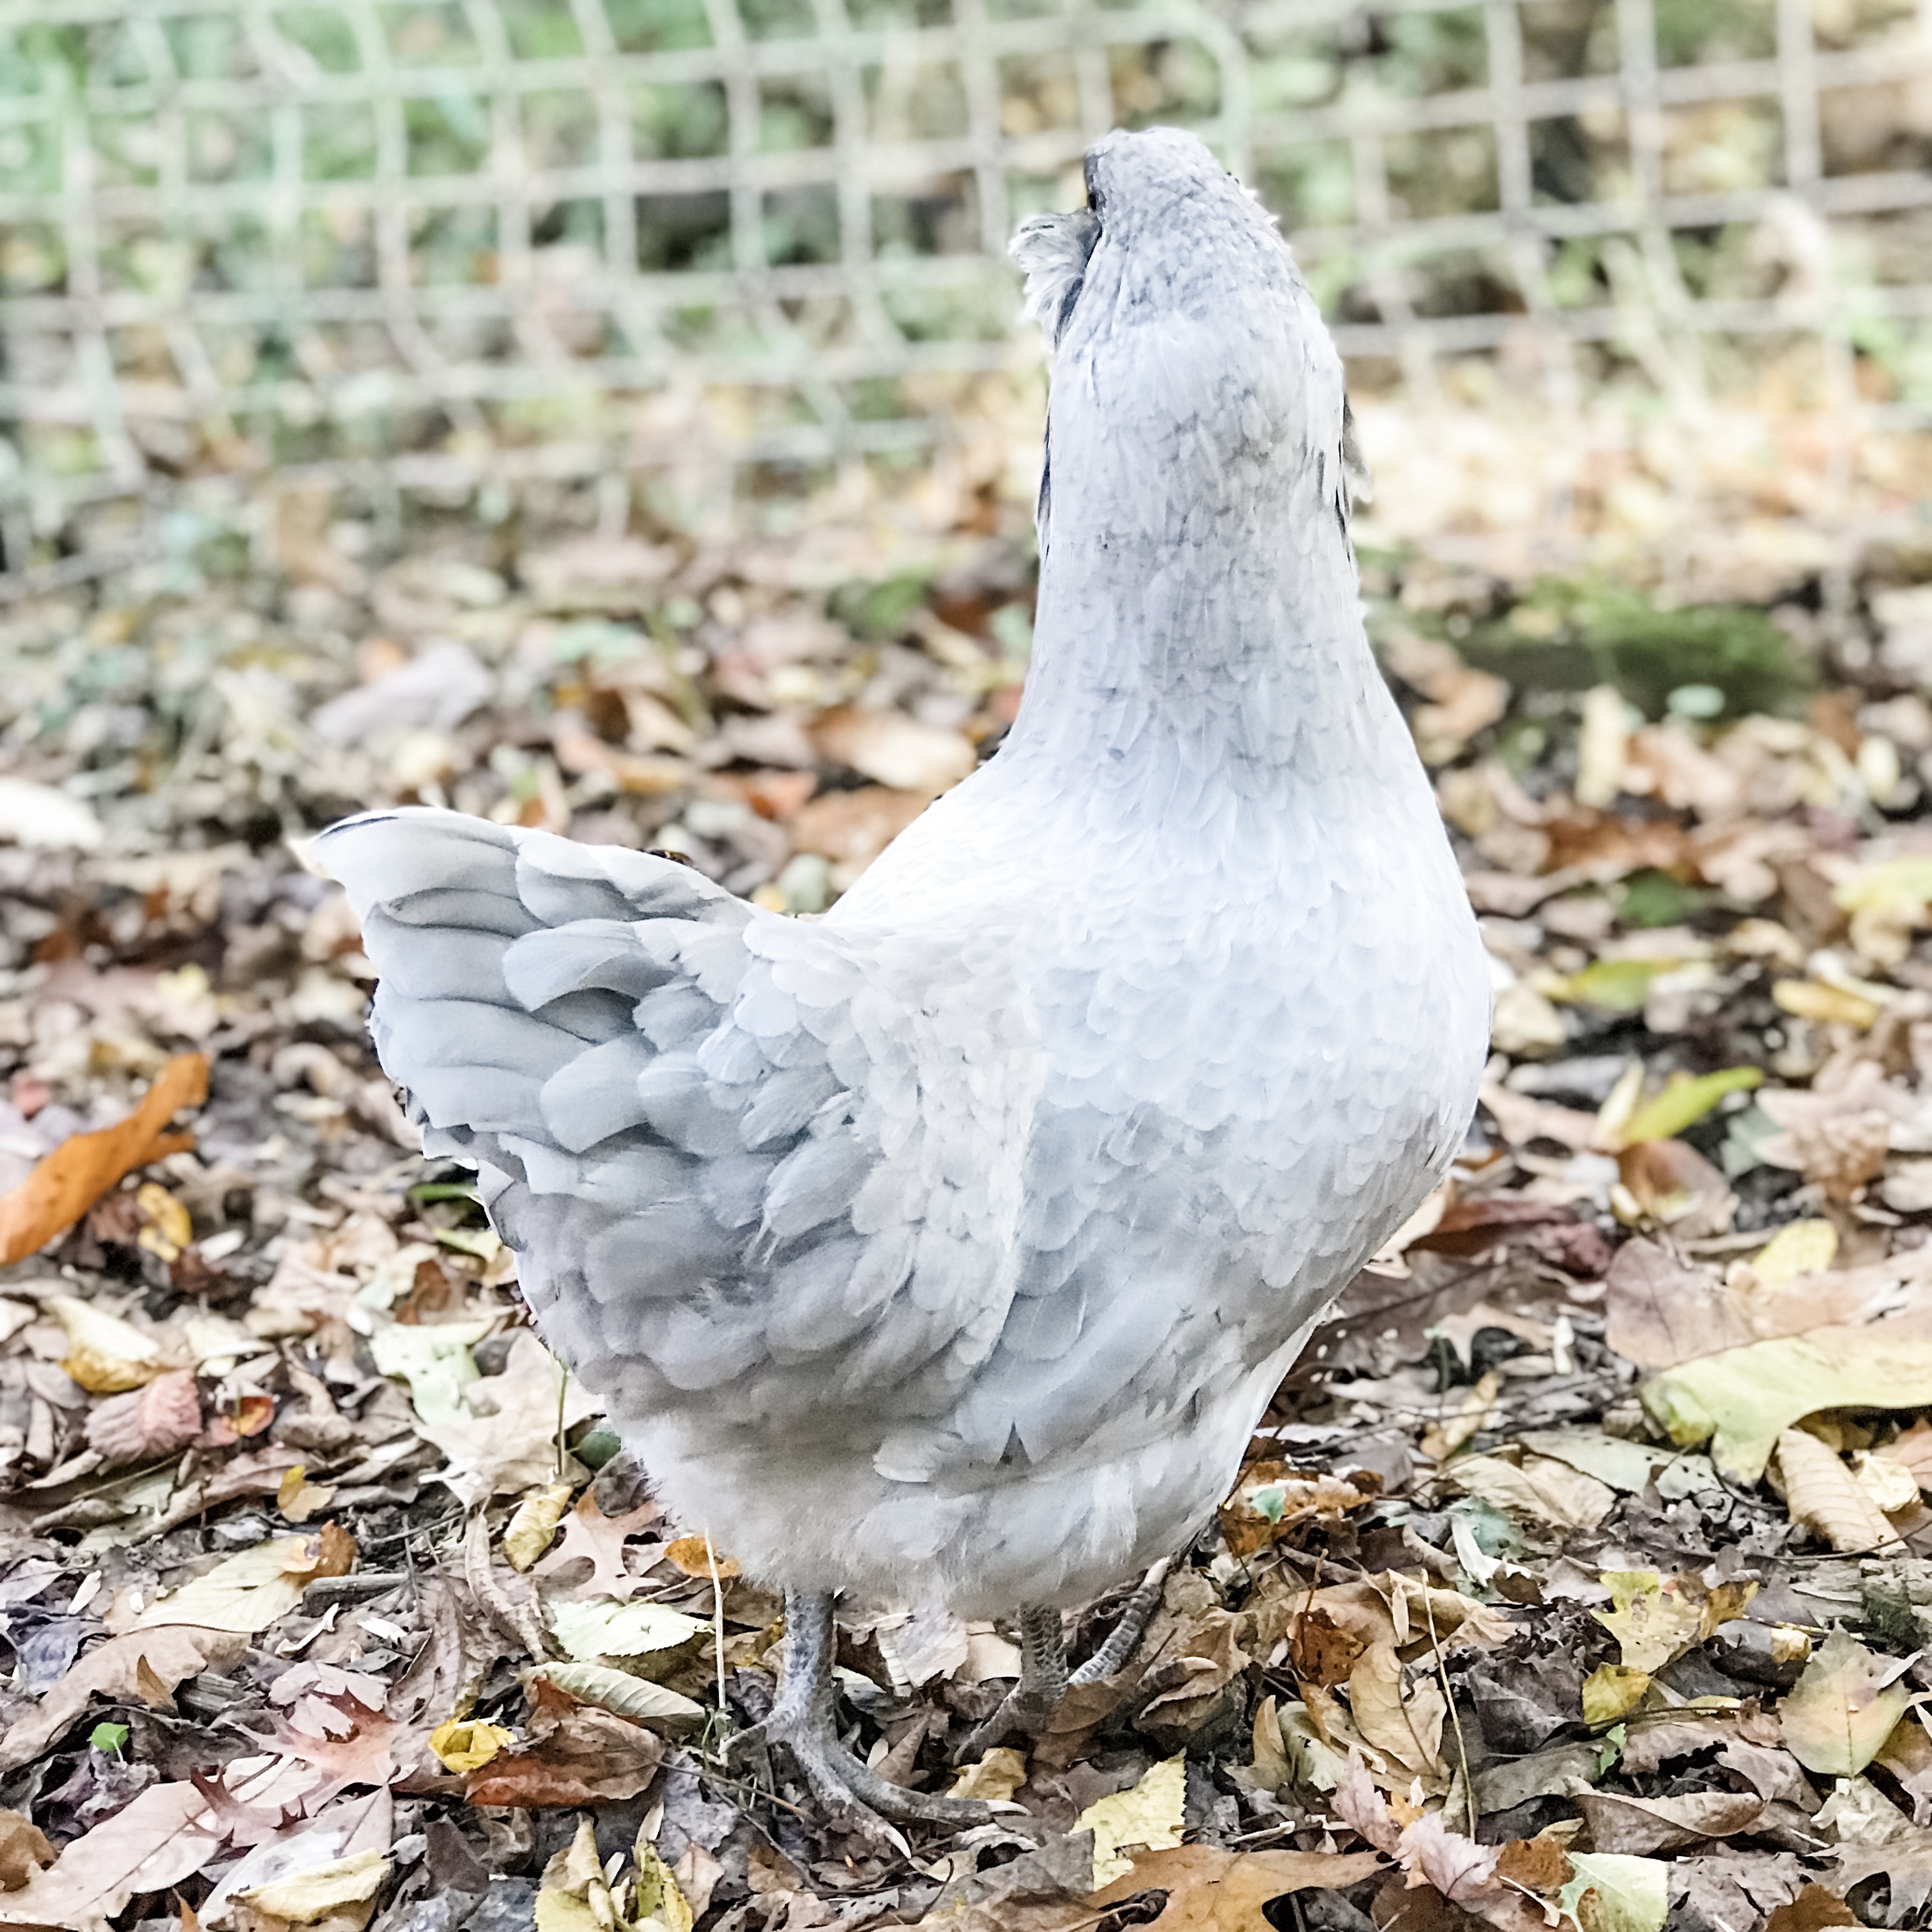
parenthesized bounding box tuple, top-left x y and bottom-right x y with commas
(2, 0, 1929, 586)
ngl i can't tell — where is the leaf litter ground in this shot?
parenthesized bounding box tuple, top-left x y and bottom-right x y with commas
(6, 477, 1932, 1932)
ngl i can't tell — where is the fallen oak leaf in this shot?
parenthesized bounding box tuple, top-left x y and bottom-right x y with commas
(532, 1489, 660, 1600)
(1085, 1844, 1385, 1929)
(0, 1054, 208, 1265)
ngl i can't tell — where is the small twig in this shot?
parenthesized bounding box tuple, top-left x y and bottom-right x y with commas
(1422, 1573, 1476, 1832)
(705, 1527, 728, 1725)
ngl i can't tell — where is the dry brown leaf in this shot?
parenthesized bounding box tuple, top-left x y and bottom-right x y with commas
(0, 1782, 218, 1932)
(532, 1490, 660, 1600)
(949, 1747, 1029, 1802)
(1604, 1238, 1751, 1368)
(464, 1702, 664, 1807)
(1759, 1062, 1901, 1200)
(0, 1812, 54, 1892)
(1775, 1428, 1906, 1553)
(1763, 1884, 1859, 1932)
(1439, 1453, 1616, 1529)
(0, 1054, 208, 1264)
(1085, 1844, 1386, 1929)
(1615, 1137, 1735, 1237)
(809, 705, 975, 793)
(1348, 1641, 1447, 1781)
(0, 1625, 248, 1772)
(84, 1367, 202, 1465)
(1332, 1759, 1544, 1932)
(1573, 1790, 1766, 1854)
(1289, 1607, 1368, 1688)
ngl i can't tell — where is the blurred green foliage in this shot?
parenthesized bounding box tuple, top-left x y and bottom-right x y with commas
(1459, 580, 1816, 721)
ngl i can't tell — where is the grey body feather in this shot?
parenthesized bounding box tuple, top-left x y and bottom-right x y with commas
(318, 128, 1489, 1616)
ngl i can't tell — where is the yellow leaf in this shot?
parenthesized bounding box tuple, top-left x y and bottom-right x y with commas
(1781, 1629, 1912, 1777)
(430, 1717, 512, 1773)
(1611, 1068, 1763, 1151)
(1773, 980, 1882, 1029)
(504, 1482, 576, 1572)
(1583, 1664, 1652, 1726)
(49, 1295, 163, 1394)
(1076, 1753, 1186, 1887)
(949, 1747, 1029, 1803)
(633, 1841, 694, 1932)
(1775, 1429, 1904, 1554)
(134, 1182, 192, 1262)
(1751, 1219, 1838, 1284)
(535, 1816, 611, 1932)
(238, 1847, 389, 1924)
(1594, 1572, 1701, 1673)
(276, 1463, 337, 1525)
(1640, 1329, 1932, 1480)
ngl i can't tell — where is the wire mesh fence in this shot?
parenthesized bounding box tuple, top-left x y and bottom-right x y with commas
(2, 0, 1929, 590)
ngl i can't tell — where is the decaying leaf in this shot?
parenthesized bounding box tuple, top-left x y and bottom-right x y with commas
(84, 1367, 201, 1464)
(0, 1782, 220, 1932)
(0, 1054, 208, 1265)
(1348, 1641, 1447, 1781)
(0, 1625, 249, 1772)
(1076, 1753, 1186, 1886)
(0, 1812, 54, 1891)
(1558, 1853, 1669, 1932)
(1781, 1629, 1913, 1777)
(126, 1526, 355, 1634)
(525, 1662, 707, 1733)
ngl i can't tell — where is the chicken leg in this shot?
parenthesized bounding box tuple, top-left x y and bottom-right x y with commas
(958, 1560, 1170, 1761)
(728, 1589, 1005, 1836)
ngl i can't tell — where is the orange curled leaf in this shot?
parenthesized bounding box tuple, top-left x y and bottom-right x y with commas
(0, 1053, 208, 1264)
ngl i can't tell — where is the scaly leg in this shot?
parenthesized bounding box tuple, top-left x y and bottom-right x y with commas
(727, 1589, 1005, 1837)
(956, 1560, 1170, 1761)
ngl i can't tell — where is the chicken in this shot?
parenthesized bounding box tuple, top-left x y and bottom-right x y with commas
(318, 125, 1491, 1836)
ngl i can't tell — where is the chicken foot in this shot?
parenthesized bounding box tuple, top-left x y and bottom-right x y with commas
(727, 1588, 1006, 1838)
(957, 1558, 1170, 1761)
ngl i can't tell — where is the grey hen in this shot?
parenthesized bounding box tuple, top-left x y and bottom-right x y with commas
(318, 125, 1491, 1833)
